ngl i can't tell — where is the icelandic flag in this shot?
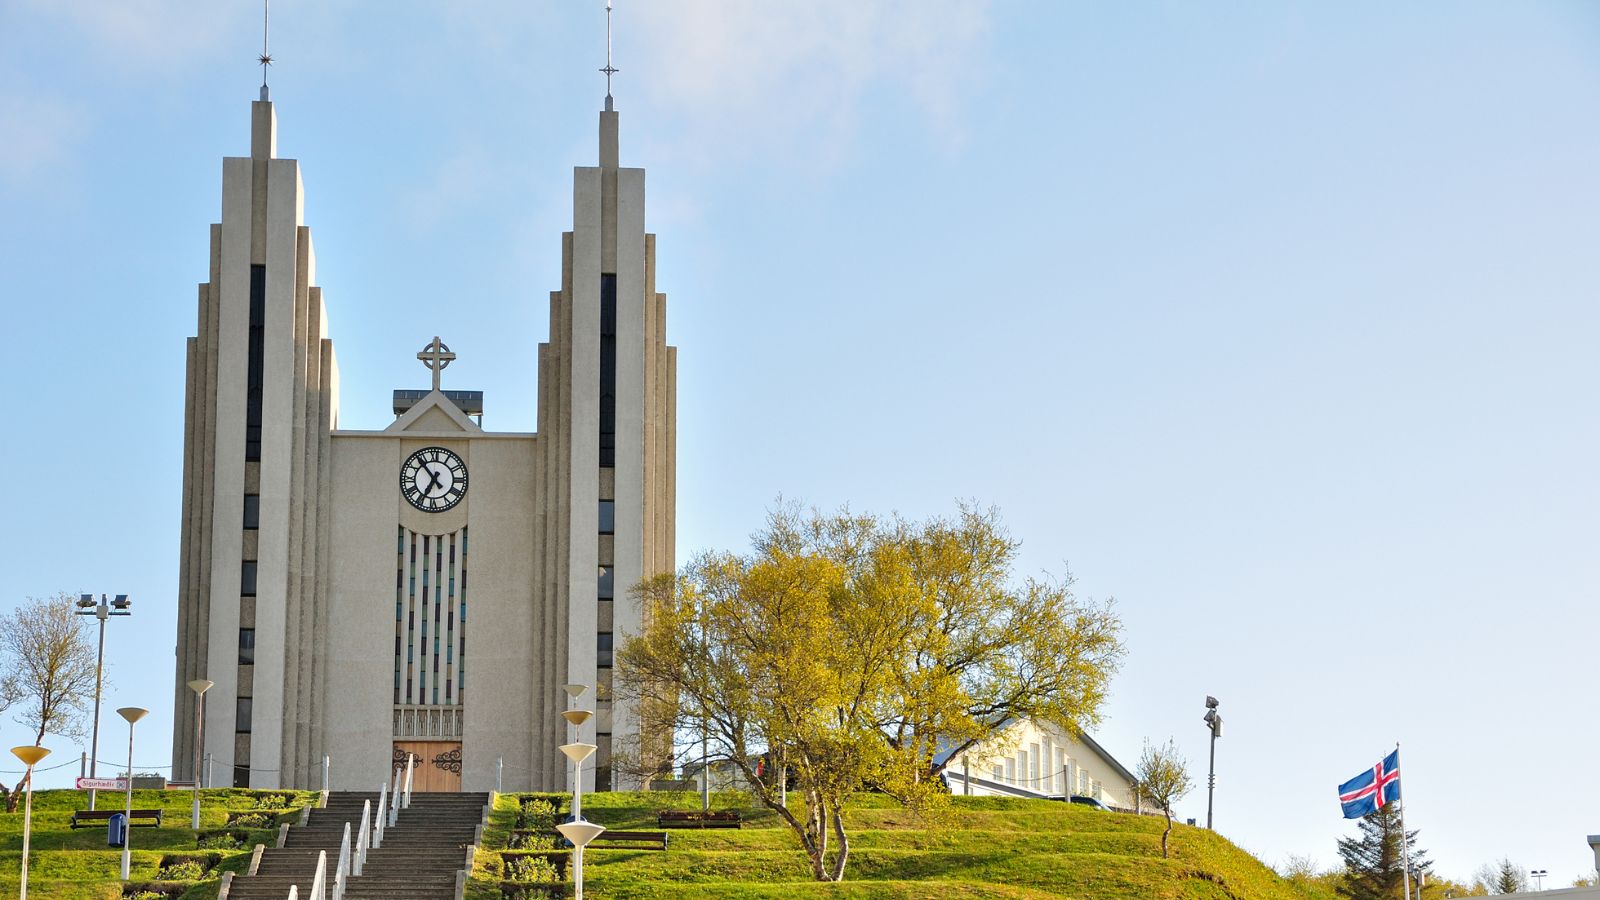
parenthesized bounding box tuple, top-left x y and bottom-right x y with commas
(1338, 748, 1401, 819)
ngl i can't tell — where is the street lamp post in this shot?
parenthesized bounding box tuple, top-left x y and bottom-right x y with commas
(1531, 868, 1547, 891)
(557, 683, 604, 900)
(188, 679, 213, 830)
(116, 707, 149, 880)
(11, 745, 51, 900)
(1202, 696, 1222, 830)
(75, 592, 132, 810)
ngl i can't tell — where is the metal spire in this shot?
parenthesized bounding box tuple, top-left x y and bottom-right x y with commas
(600, 0, 619, 111)
(258, 0, 273, 101)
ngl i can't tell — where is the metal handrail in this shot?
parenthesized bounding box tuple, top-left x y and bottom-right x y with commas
(308, 850, 327, 900)
(374, 782, 388, 848)
(332, 822, 351, 900)
(354, 799, 371, 876)
(402, 754, 415, 809)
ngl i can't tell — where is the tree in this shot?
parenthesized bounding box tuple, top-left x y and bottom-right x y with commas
(0, 593, 101, 811)
(615, 502, 1125, 882)
(1335, 803, 1429, 900)
(1135, 738, 1192, 859)
(1471, 858, 1525, 894)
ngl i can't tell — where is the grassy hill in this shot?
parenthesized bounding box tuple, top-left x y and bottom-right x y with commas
(471, 792, 1336, 899)
(0, 788, 1334, 898)
(0, 787, 316, 899)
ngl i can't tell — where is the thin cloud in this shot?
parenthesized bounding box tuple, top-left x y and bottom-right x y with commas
(629, 0, 993, 167)
(0, 89, 88, 188)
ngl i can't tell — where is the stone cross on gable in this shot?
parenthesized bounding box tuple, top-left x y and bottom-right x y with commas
(417, 336, 456, 391)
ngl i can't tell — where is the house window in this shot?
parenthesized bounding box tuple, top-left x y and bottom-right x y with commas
(1004, 758, 1015, 784)
(241, 561, 257, 596)
(598, 500, 615, 535)
(243, 494, 260, 529)
(1029, 743, 1041, 785)
(598, 566, 614, 600)
(597, 632, 614, 668)
(238, 628, 255, 664)
(235, 697, 253, 733)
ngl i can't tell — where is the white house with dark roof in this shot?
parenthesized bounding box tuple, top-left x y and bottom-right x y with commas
(937, 719, 1138, 810)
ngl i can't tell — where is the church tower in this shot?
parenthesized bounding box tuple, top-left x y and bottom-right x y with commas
(171, 96, 340, 788)
(172, 68, 675, 791)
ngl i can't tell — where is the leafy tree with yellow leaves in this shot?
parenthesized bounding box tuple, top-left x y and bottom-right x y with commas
(614, 501, 1124, 882)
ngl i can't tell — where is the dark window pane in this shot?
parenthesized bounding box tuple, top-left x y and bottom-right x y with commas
(232, 764, 250, 788)
(245, 265, 266, 462)
(598, 566, 614, 599)
(597, 631, 614, 668)
(599, 274, 616, 467)
(238, 628, 256, 665)
(235, 697, 253, 733)
(599, 501, 615, 535)
(243, 494, 260, 529)
(241, 561, 257, 597)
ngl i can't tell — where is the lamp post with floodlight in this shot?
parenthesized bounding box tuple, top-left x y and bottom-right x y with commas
(1202, 696, 1222, 830)
(188, 679, 213, 829)
(116, 707, 148, 880)
(11, 744, 51, 900)
(75, 592, 131, 810)
(1531, 869, 1547, 891)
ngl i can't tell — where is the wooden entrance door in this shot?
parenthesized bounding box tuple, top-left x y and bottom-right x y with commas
(393, 741, 462, 793)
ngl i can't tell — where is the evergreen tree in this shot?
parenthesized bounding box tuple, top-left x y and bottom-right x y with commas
(1335, 804, 1430, 900)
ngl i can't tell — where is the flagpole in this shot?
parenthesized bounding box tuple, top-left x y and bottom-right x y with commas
(1396, 742, 1412, 900)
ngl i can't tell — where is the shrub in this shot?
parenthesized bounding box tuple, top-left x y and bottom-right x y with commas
(157, 859, 206, 880)
(504, 854, 562, 883)
(516, 797, 558, 830)
(197, 833, 245, 850)
(226, 812, 274, 828)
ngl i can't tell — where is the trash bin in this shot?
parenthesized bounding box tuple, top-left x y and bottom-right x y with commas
(107, 813, 127, 848)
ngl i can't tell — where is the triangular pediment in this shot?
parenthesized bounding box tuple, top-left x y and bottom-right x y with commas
(387, 390, 482, 434)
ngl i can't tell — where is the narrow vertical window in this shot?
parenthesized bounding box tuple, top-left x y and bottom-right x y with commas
(599, 273, 617, 467)
(238, 628, 255, 664)
(597, 632, 614, 668)
(598, 500, 615, 535)
(245, 264, 266, 461)
(243, 494, 260, 529)
(240, 561, 257, 597)
(598, 566, 614, 600)
(235, 698, 253, 733)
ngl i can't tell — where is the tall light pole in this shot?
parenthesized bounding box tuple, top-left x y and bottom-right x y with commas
(1531, 868, 1547, 891)
(188, 679, 213, 829)
(75, 592, 132, 810)
(116, 706, 148, 880)
(1202, 696, 1222, 830)
(11, 745, 51, 900)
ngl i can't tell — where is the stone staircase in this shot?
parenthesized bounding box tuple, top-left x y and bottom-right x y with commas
(226, 791, 490, 900)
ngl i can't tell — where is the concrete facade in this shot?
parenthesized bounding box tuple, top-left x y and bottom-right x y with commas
(171, 98, 675, 793)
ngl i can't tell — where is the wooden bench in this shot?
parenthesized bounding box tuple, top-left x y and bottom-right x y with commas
(657, 810, 741, 829)
(590, 830, 668, 851)
(69, 808, 164, 828)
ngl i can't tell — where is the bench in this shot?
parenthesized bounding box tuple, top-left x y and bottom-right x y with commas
(590, 830, 668, 851)
(657, 810, 741, 829)
(69, 808, 164, 828)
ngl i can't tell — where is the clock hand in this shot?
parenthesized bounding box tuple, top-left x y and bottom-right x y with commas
(425, 467, 445, 495)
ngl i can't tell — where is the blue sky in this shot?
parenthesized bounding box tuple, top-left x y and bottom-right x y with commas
(3, 0, 1598, 886)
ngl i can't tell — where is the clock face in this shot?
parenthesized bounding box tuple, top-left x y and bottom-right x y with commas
(401, 447, 468, 512)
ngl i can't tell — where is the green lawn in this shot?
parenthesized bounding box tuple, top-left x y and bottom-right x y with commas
(0, 788, 1335, 899)
(0, 787, 316, 899)
(472, 792, 1335, 900)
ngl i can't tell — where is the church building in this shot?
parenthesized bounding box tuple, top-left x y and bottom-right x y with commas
(168, 81, 677, 793)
